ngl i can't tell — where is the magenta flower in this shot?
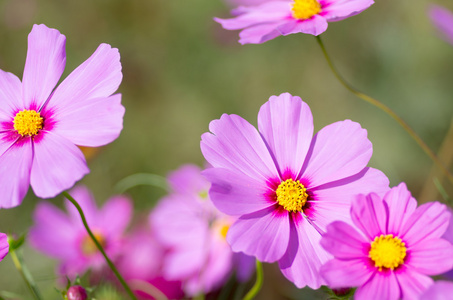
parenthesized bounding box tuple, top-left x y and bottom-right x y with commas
(429, 5, 453, 45)
(421, 281, 453, 300)
(215, 0, 374, 44)
(320, 183, 453, 300)
(150, 164, 254, 296)
(0, 233, 8, 262)
(29, 185, 132, 277)
(200, 93, 389, 288)
(0, 24, 124, 208)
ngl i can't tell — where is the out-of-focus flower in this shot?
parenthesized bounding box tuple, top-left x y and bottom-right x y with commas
(429, 5, 453, 45)
(200, 93, 389, 289)
(420, 281, 453, 300)
(215, 0, 374, 44)
(0, 233, 9, 262)
(150, 164, 255, 297)
(29, 185, 132, 277)
(0, 24, 124, 208)
(66, 285, 88, 300)
(320, 183, 453, 300)
(116, 227, 185, 300)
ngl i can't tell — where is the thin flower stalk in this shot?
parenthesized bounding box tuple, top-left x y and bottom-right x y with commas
(9, 249, 43, 300)
(315, 35, 453, 186)
(243, 260, 263, 300)
(62, 191, 138, 300)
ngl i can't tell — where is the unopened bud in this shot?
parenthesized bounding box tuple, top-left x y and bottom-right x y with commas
(67, 285, 88, 300)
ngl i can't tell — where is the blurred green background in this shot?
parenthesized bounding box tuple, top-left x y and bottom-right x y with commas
(0, 0, 452, 298)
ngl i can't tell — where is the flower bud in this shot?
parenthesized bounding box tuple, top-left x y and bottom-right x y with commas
(66, 285, 88, 300)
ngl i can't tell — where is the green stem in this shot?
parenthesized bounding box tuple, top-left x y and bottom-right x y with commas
(10, 250, 43, 300)
(62, 191, 138, 300)
(315, 36, 453, 186)
(243, 260, 263, 300)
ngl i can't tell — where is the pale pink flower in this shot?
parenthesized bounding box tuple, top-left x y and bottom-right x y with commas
(201, 93, 389, 288)
(215, 0, 374, 44)
(321, 183, 453, 300)
(0, 24, 124, 208)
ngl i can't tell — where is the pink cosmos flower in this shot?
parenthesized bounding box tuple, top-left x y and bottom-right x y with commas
(116, 227, 185, 300)
(29, 185, 132, 277)
(0, 233, 8, 262)
(421, 281, 453, 300)
(320, 183, 453, 300)
(200, 92, 389, 288)
(150, 164, 255, 296)
(0, 24, 124, 208)
(429, 5, 453, 45)
(215, 0, 374, 44)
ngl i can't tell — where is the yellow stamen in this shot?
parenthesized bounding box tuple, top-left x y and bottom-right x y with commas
(369, 234, 406, 271)
(81, 232, 106, 256)
(292, 0, 322, 20)
(275, 179, 308, 212)
(13, 109, 43, 136)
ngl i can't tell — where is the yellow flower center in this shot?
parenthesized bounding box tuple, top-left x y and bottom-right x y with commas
(219, 224, 229, 239)
(369, 234, 407, 271)
(81, 232, 106, 256)
(275, 179, 308, 212)
(292, 0, 321, 20)
(13, 110, 43, 136)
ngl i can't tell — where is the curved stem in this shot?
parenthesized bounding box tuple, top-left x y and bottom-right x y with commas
(62, 191, 138, 300)
(243, 260, 263, 300)
(10, 250, 43, 300)
(315, 35, 453, 186)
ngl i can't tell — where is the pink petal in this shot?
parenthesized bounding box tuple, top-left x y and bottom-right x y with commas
(278, 214, 331, 289)
(0, 233, 9, 261)
(168, 164, 209, 195)
(421, 281, 453, 300)
(301, 120, 372, 188)
(0, 70, 22, 121)
(29, 201, 79, 259)
(384, 182, 417, 235)
(203, 167, 274, 216)
(214, 1, 291, 30)
(321, 221, 368, 259)
(350, 193, 387, 240)
(22, 24, 66, 109)
(50, 94, 124, 147)
(99, 195, 132, 237)
(227, 206, 290, 262)
(151, 195, 208, 246)
(201, 114, 278, 182)
(407, 238, 453, 276)
(282, 15, 328, 36)
(307, 167, 389, 230)
(257, 93, 313, 178)
(395, 266, 433, 300)
(0, 140, 32, 208)
(400, 202, 450, 247)
(30, 131, 89, 198)
(47, 43, 122, 111)
(354, 271, 400, 300)
(238, 21, 286, 44)
(320, 258, 374, 288)
(321, 0, 374, 22)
